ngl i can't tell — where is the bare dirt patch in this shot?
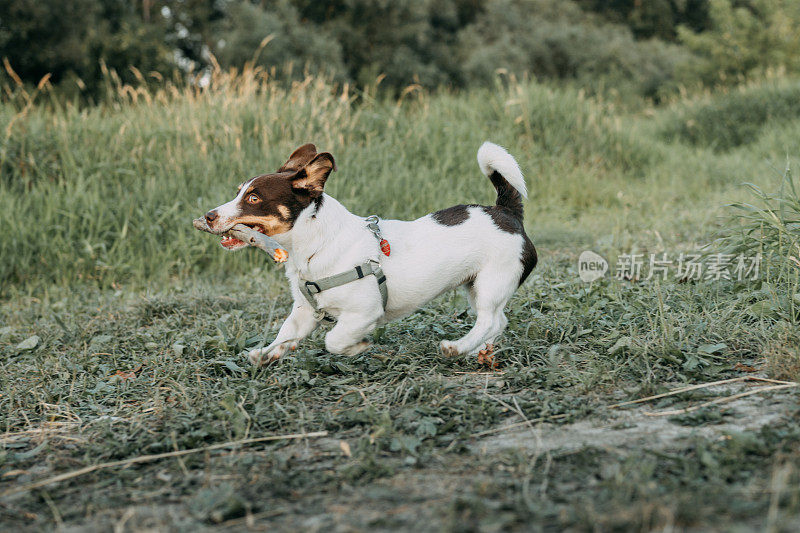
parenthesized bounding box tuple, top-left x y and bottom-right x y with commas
(479, 381, 798, 456)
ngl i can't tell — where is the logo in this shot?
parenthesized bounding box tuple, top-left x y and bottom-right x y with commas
(578, 250, 608, 282)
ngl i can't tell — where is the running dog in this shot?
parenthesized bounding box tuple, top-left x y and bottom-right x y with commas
(200, 142, 536, 365)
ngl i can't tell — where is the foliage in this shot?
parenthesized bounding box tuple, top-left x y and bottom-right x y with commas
(0, 0, 176, 98)
(576, 0, 710, 40)
(295, 0, 483, 89)
(662, 81, 800, 151)
(677, 0, 800, 86)
(715, 165, 800, 321)
(5, 0, 800, 99)
(0, 0, 99, 85)
(212, 0, 345, 81)
(457, 0, 690, 99)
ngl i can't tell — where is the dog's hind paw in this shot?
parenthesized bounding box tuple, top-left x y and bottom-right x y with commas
(440, 340, 460, 357)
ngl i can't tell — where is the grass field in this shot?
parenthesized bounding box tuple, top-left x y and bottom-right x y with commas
(1, 71, 800, 530)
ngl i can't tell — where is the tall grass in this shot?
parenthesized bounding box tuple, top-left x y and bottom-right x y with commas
(716, 165, 800, 321)
(660, 81, 800, 151)
(0, 67, 796, 294)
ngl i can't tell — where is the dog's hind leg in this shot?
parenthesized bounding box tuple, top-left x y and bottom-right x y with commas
(440, 270, 515, 357)
(325, 312, 379, 356)
(440, 311, 505, 357)
(248, 304, 318, 366)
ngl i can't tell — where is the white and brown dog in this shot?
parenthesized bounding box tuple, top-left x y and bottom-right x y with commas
(201, 142, 536, 365)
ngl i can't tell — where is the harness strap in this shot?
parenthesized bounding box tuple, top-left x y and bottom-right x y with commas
(299, 260, 388, 322)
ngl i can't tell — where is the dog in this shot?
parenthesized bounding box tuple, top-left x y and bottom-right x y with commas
(201, 142, 536, 365)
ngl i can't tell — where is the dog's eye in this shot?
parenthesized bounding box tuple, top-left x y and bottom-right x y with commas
(246, 193, 260, 204)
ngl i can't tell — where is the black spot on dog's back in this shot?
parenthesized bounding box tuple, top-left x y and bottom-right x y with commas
(432, 201, 536, 287)
(432, 204, 473, 226)
(481, 206, 524, 234)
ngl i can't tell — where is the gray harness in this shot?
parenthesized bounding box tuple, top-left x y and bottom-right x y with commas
(298, 216, 389, 322)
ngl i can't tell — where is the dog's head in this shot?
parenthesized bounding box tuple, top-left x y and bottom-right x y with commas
(203, 144, 335, 250)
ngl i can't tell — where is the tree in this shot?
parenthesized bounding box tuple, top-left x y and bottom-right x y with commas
(677, 0, 800, 85)
(0, 0, 176, 95)
(0, 0, 100, 85)
(210, 0, 345, 80)
(575, 0, 710, 40)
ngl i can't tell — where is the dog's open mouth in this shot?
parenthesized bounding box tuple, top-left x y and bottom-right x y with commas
(220, 224, 266, 250)
(220, 234, 246, 250)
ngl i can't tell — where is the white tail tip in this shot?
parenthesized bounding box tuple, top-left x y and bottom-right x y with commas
(477, 141, 527, 199)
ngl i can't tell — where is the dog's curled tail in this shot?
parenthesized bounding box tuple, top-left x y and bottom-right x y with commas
(477, 141, 526, 219)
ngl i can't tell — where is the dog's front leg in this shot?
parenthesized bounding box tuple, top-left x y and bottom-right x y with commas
(248, 304, 318, 366)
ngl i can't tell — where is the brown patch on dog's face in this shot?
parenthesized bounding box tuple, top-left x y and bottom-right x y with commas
(224, 213, 293, 236)
(228, 173, 310, 236)
(204, 146, 337, 249)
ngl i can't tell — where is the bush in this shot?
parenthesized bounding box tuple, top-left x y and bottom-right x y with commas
(312, 0, 478, 90)
(661, 82, 800, 151)
(576, 0, 710, 41)
(677, 0, 800, 86)
(212, 0, 345, 82)
(0, 0, 700, 100)
(715, 165, 800, 322)
(456, 0, 689, 99)
(0, 0, 175, 98)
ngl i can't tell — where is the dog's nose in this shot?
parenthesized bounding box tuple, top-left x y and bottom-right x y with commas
(205, 210, 218, 225)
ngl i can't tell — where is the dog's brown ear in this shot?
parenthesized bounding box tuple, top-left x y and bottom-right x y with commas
(291, 152, 336, 198)
(278, 143, 317, 172)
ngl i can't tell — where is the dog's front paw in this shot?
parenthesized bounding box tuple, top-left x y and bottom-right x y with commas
(247, 347, 271, 366)
(440, 340, 460, 357)
(248, 343, 292, 366)
(340, 341, 371, 356)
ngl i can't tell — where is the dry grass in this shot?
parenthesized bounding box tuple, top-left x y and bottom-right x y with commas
(764, 337, 800, 382)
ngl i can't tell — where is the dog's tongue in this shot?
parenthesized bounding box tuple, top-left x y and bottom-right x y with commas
(220, 235, 245, 249)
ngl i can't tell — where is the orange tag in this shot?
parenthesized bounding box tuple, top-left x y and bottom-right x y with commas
(380, 239, 390, 256)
